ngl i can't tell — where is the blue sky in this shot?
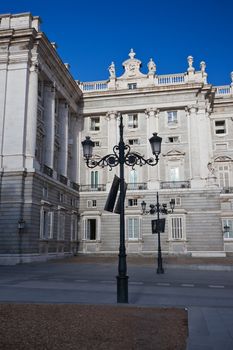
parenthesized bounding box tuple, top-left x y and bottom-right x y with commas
(1, 0, 233, 85)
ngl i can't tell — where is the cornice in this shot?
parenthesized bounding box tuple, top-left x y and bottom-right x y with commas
(36, 32, 82, 99)
(81, 82, 206, 100)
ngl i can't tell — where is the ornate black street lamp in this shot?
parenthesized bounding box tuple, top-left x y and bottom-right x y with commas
(82, 114, 162, 303)
(141, 192, 175, 274)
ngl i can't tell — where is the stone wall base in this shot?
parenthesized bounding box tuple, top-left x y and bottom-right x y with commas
(0, 252, 73, 265)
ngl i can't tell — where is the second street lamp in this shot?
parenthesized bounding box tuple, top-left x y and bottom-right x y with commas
(82, 113, 162, 303)
(141, 192, 175, 274)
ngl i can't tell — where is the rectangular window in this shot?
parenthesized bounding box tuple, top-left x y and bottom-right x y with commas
(215, 143, 227, 151)
(170, 167, 180, 181)
(58, 212, 65, 240)
(128, 217, 140, 240)
(87, 199, 97, 208)
(40, 209, 53, 240)
(93, 141, 100, 147)
(172, 197, 181, 206)
(129, 169, 138, 189)
(128, 114, 138, 129)
(71, 214, 78, 241)
(42, 186, 48, 198)
(171, 217, 183, 240)
(167, 111, 178, 124)
(128, 138, 139, 145)
(215, 120, 226, 134)
(91, 171, 99, 189)
(218, 165, 230, 188)
(128, 199, 138, 207)
(90, 117, 100, 131)
(128, 83, 137, 90)
(168, 136, 179, 143)
(85, 219, 97, 240)
(59, 193, 67, 204)
(222, 219, 233, 239)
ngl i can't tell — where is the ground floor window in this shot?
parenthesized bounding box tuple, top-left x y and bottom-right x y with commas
(127, 217, 140, 240)
(40, 208, 54, 240)
(169, 216, 185, 240)
(85, 218, 98, 240)
(57, 211, 65, 240)
(222, 219, 233, 239)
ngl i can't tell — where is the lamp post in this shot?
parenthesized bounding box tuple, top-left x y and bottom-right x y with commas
(82, 114, 162, 303)
(141, 192, 175, 274)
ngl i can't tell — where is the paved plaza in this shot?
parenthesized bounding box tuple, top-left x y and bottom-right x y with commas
(0, 256, 233, 349)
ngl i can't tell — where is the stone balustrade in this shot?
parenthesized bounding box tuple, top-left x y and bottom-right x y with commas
(215, 85, 232, 96)
(78, 77, 233, 96)
(157, 73, 185, 85)
(79, 81, 108, 91)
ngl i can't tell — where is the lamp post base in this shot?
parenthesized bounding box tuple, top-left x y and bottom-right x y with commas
(116, 275, 129, 303)
(157, 267, 164, 274)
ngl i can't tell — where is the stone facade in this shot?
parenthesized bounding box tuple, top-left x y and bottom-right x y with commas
(78, 50, 233, 257)
(0, 13, 81, 264)
(0, 13, 233, 264)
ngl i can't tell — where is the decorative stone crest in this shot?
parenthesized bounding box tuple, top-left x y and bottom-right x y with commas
(106, 111, 118, 120)
(162, 149, 185, 158)
(186, 104, 198, 115)
(145, 108, 159, 118)
(120, 49, 146, 79)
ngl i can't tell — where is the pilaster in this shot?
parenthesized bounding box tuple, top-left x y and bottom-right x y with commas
(44, 83, 55, 169)
(186, 104, 205, 188)
(106, 111, 118, 186)
(2, 48, 30, 169)
(25, 62, 39, 170)
(58, 100, 68, 177)
(145, 108, 160, 189)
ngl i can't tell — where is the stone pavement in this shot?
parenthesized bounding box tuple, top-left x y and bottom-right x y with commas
(57, 255, 233, 350)
(187, 307, 233, 350)
(1, 254, 233, 349)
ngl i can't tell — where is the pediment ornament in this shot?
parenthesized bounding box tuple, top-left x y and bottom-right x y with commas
(162, 149, 185, 157)
(119, 49, 146, 79)
(214, 156, 232, 162)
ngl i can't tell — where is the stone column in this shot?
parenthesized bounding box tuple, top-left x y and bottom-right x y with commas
(25, 62, 39, 170)
(58, 101, 68, 177)
(44, 83, 55, 169)
(198, 105, 215, 184)
(186, 105, 203, 188)
(145, 108, 160, 189)
(106, 111, 118, 187)
(69, 113, 79, 183)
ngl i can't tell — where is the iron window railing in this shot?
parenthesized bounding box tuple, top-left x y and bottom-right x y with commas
(160, 181, 191, 189)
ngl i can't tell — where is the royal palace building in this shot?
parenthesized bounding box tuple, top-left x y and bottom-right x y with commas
(0, 13, 233, 264)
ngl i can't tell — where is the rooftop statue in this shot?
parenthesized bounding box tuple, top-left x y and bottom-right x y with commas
(108, 62, 116, 78)
(147, 58, 156, 74)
